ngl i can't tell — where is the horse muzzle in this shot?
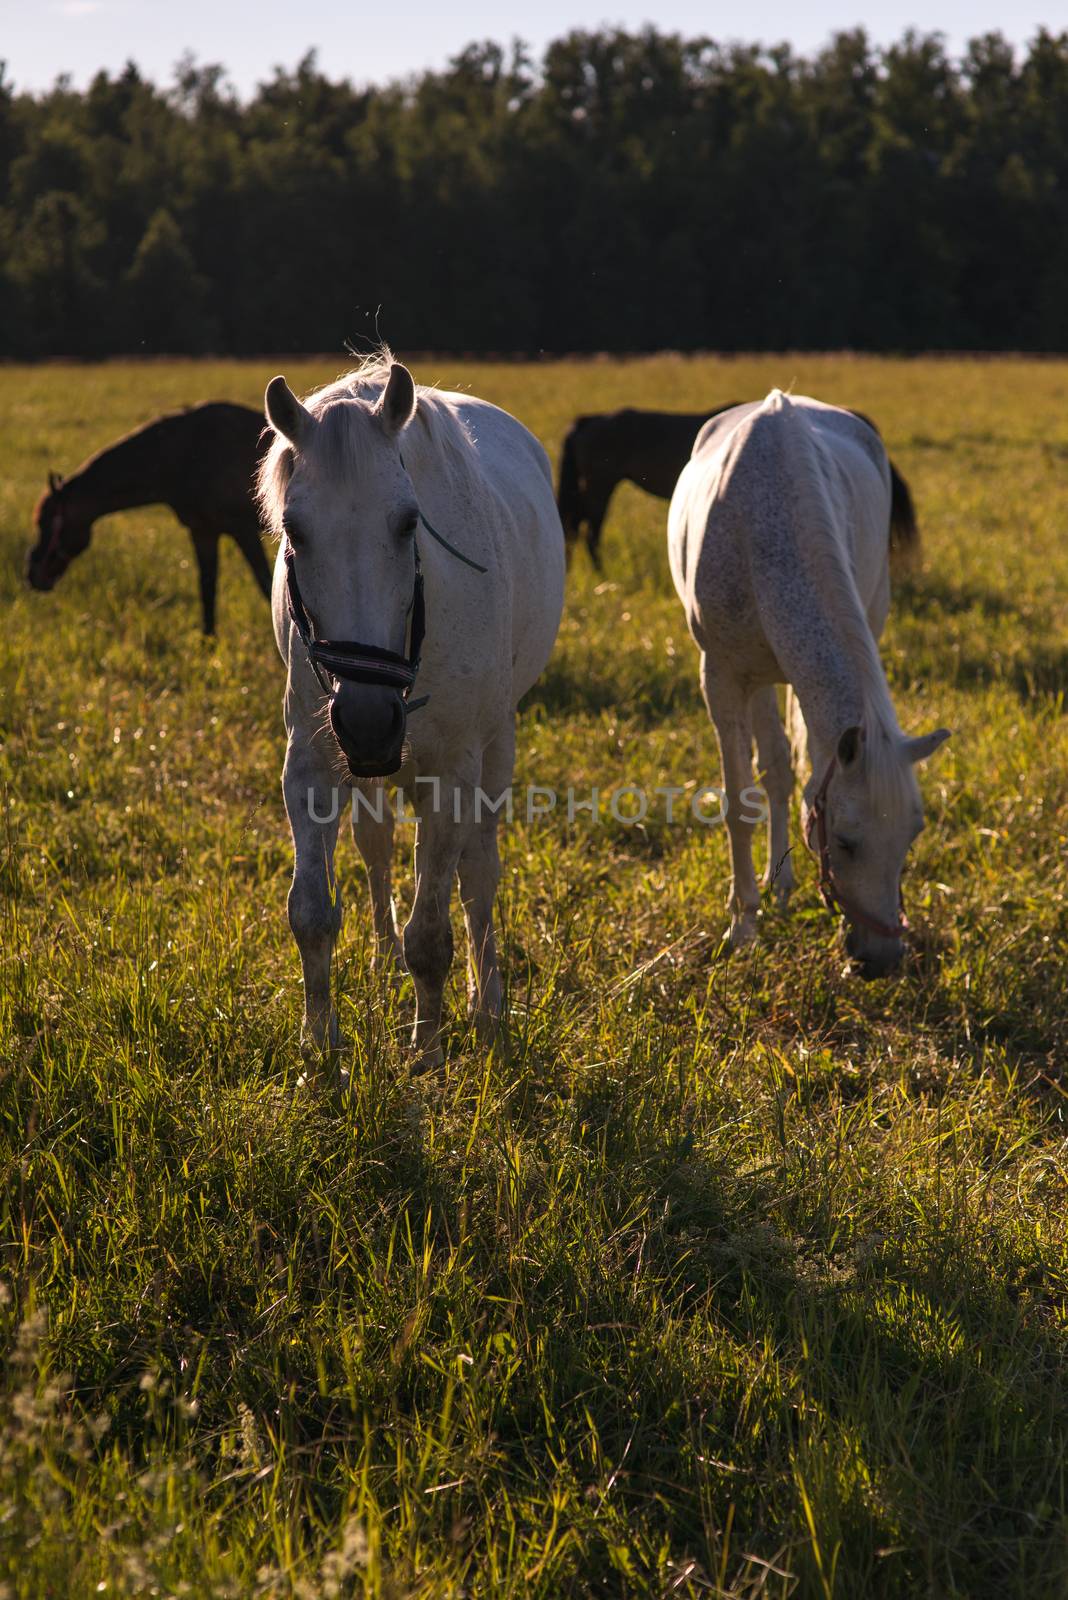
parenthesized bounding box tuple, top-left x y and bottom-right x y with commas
(26, 551, 64, 590)
(329, 686, 407, 778)
(845, 925, 904, 980)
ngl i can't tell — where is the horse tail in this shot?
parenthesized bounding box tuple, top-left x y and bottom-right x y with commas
(888, 457, 920, 565)
(845, 409, 919, 566)
(556, 420, 588, 558)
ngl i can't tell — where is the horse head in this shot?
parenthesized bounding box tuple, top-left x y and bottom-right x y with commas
(27, 472, 94, 591)
(810, 723, 950, 978)
(262, 365, 422, 779)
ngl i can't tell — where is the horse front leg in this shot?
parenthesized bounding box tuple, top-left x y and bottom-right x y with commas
(233, 520, 274, 602)
(189, 529, 220, 636)
(703, 662, 761, 947)
(751, 685, 796, 910)
(583, 475, 614, 571)
(282, 741, 345, 1064)
(403, 780, 468, 1070)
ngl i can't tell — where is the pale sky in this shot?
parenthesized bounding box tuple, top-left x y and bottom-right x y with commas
(5, 0, 1062, 95)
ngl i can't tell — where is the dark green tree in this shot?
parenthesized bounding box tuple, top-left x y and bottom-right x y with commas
(123, 207, 217, 352)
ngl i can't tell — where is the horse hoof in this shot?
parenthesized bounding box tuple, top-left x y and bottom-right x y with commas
(467, 996, 504, 1045)
(409, 1041, 444, 1076)
(729, 916, 759, 949)
(300, 1028, 352, 1072)
(475, 1014, 504, 1047)
(373, 955, 406, 994)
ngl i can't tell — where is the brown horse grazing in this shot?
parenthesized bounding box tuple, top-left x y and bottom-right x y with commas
(27, 403, 273, 634)
(556, 405, 739, 569)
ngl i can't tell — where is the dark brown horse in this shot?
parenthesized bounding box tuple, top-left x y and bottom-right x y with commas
(27, 402, 272, 634)
(556, 405, 739, 569)
(556, 402, 917, 570)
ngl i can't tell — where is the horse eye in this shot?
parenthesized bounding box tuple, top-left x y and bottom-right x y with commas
(398, 511, 419, 540)
(835, 835, 857, 857)
(283, 518, 305, 547)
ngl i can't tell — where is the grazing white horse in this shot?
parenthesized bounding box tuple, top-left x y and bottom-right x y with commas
(258, 355, 565, 1065)
(668, 391, 949, 977)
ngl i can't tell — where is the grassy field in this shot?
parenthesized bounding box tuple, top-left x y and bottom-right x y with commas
(1, 354, 1068, 1598)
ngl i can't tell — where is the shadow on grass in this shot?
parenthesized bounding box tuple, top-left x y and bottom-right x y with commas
(522, 652, 703, 723)
(895, 573, 1025, 624)
(894, 578, 1068, 704)
(912, 639, 1068, 704)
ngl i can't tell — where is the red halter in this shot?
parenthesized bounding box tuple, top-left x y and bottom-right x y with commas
(803, 753, 909, 940)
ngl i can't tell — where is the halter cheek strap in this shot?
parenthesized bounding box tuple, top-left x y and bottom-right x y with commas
(284, 540, 427, 708)
(282, 485, 485, 706)
(39, 507, 65, 567)
(804, 752, 909, 940)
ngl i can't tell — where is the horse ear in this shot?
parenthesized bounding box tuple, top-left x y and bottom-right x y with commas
(373, 363, 416, 437)
(265, 375, 314, 449)
(904, 728, 951, 764)
(48, 470, 63, 494)
(837, 725, 863, 768)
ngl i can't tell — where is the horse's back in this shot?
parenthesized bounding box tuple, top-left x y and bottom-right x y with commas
(573, 407, 734, 498)
(428, 391, 565, 702)
(669, 392, 892, 659)
(675, 394, 890, 569)
(182, 404, 267, 498)
(124, 402, 266, 522)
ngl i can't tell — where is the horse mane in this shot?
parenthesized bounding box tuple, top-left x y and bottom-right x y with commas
(764, 391, 919, 818)
(256, 348, 476, 537)
(31, 487, 53, 532)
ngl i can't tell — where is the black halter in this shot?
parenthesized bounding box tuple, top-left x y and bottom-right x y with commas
(284, 539, 428, 708)
(282, 466, 487, 710)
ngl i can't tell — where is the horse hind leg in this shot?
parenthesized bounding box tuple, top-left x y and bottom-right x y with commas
(751, 686, 796, 910)
(576, 471, 613, 570)
(403, 776, 471, 1070)
(702, 660, 761, 947)
(351, 783, 403, 979)
(457, 723, 514, 1038)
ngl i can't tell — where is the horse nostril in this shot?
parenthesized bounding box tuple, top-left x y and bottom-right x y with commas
(851, 947, 903, 981)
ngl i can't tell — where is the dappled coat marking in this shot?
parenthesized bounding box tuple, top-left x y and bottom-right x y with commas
(667, 391, 949, 976)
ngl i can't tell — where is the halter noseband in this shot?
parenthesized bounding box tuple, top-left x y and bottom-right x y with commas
(803, 752, 909, 941)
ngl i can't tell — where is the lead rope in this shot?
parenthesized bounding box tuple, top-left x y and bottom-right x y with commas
(399, 453, 488, 574)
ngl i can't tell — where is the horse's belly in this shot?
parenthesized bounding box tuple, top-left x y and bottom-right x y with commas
(509, 543, 566, 701)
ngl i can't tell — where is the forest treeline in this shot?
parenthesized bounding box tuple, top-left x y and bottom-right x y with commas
(2, 27, 1067, 357)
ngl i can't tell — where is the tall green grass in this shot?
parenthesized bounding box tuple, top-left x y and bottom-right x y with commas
(1, 356, 1067, 1596)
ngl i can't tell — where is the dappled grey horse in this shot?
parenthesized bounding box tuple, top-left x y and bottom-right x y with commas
(668, 391, 949, 977)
